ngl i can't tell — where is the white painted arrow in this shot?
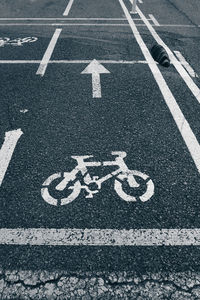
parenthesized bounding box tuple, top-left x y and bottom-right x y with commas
(81, 59, 110, 98)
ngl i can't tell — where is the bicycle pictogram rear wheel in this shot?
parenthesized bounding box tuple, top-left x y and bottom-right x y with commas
(41, 172, 81, 206)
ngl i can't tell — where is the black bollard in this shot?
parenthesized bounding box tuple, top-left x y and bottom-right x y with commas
(150, 44, 170, 67)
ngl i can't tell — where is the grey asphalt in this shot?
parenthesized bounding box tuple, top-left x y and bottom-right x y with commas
(0, 0, 200, 275)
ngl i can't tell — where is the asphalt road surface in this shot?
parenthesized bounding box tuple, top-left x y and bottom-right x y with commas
(0, 0, 200, 282)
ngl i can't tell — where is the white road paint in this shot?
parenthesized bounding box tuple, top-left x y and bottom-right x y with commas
(174, 51, 198, 78)
(0, 18, 128, 20)
(0, 37, 37, 47)
(0, 59, 148, 64)
(134, 4, 200, 104)
(2, 228, 200, 245)
(0, 23, 131, 26)
(63, 0, 75, 16)
(138, 0, 143, 3)
(81, 59, 110, 98)
(149, 14, 160, 26)
(120, 0, 200, 173)
(20, 109, 28, 113)
(36, 29, 62, 76)
(42, 151, 154, 205)
(0, 129, 23, 187)
(0, 23, 195, 27)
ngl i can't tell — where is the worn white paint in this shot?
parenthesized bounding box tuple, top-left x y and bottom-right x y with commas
(0, 23, 130, 26)
(36, 29, 62, 76)
(0, 18, 127, 20)
(0, 129, 23, 186)
(149, 14, 160, 26)
(63, 0, 75, 16)
(174, 51, 198, 78)
(1, 228, 200, 245)
(120, 0, 200, 173)
(0, 59, 148, 64)
(41, 151, 154, 205)
(20, 109, 29, 113)
(81, 59, 110, 98)
(0, 23, 194, 27)
(134, 4, 200, 104)
(130, 0, 137, 14)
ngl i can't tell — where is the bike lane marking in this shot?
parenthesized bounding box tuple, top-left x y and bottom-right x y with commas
(119, 0, 200, 174)
(148, 14, 160, 26)
(81, 59, 110, 98)
(174, 51, 199, 78)
(36, 28, 62, 76)
(0, 60, 148, 64)
(0, 129, 23, 187)
(0, 229, 200, 246)
(63, 0, 75, 16)
(132, 2, 200, 104)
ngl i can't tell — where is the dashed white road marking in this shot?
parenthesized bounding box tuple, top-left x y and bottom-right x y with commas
(1, 228, 200, 245)
(36, 28, 62, 76)
(134, 4, 200, 104)
(174, 51, 198, 78)
(0, 129, 23, 187)
(120, 0, 200, 173)
(63, 0, 75, 16)
(149, 14, 160, 26)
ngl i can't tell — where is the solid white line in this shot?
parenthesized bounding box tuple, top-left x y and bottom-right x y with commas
(1, 228, 200, 245)
(36, 29, 62, 76)
(134, 4, 200, 104)
(120, 0, 200, 173)
(0, 129, 23, 186)
(149, 14, 160, 26)
(0, 60, 148, 64)
(0, 23, 130, 26)
(0, 18, 127, 20)
(0, 23, 195, 27)
(174, 51, 198, 78)
(63, 0, 75, 16)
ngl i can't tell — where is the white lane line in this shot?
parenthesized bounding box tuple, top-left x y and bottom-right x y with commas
(119, 0, 200, 173)
(134, 4, 200, 104)
(149, 14, 160, 26)
(174, 51, 198, 78)
(36, 29, 62, 76)
(0, 18, 128, 20)
(0, 23, 131, 26)
(1, 228, 200, 245)
(0, 23, 196, 27)
(63, 0, 75, 16)
(0, 60, 148, 64)
(0, 129, 23, 186)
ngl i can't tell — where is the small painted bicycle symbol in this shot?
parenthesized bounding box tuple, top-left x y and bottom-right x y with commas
(41, 151, 155, 206)
(0, 37, 38, 47)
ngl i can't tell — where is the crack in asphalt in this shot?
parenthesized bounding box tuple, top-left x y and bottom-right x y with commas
(1, 270, 200, 299)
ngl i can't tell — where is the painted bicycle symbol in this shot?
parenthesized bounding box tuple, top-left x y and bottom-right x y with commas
(41, 151, 155, 206)
(0, 37, 38, 47)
